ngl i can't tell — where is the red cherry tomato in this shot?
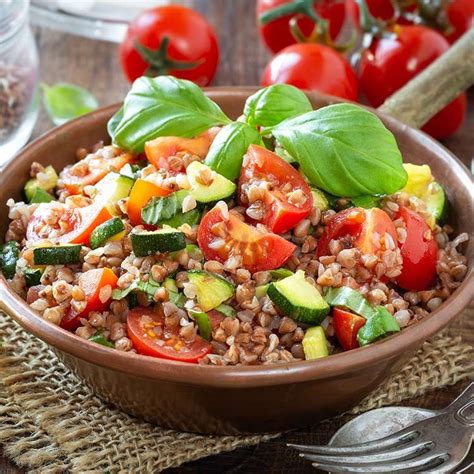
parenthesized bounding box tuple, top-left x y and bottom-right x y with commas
(333, 307, 366, 351)
(238, 145, 313, 234)
(61, 268, 118, 331)
(395, 207, 438, 291)
(257, 0, 347, 54)
(26, 202, 112, 246)
(316, 208, 396, 257)
(360, 25, 466, 139)
(261, 43, 358, 101)
(445, 0, 474, 44)
(197, 205, 296, 273)
(119, 5, 219, 86)
(127, 306, 211, 363)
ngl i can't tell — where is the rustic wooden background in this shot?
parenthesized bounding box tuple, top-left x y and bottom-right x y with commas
(2, 0, 472, 472)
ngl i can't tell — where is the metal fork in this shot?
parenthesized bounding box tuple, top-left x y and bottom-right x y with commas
(289, 382, 473, 472)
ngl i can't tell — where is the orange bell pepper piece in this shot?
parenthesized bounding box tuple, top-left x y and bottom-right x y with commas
(127, 178, 171, 225)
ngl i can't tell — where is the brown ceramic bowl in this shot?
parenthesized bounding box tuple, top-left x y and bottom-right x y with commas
(0, 88, 472, 434)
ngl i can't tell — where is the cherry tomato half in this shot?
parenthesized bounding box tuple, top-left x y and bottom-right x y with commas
(197, 204, 296, 273)
(261, 43, 358, 101)
(144, 128, 220, 174)
(61, 151, 133, 195)
(119, 5, 219, 85)
(238, 145, 313, 234)
(127, 306, 211, 363)
(26, 202, 112, 246)
(395, 206, 438, 291)
(61, 268, 118, 331)
(360, 25, 466, 139)
(316, 208, 397, 258)
(333, 307, 366, 351)
(257, 0, 347, 53)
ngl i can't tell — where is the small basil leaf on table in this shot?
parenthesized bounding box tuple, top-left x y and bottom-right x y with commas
(244, 84, 312, 129)
(204, 122, 263, 181)
(109, 76, 232, 152)
(269, 103, 408, 197)
(42, 82, 98, 126)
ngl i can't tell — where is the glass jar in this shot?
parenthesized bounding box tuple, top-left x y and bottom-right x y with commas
(0, 0, 39, 164)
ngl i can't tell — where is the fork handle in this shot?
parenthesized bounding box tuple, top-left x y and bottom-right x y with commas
(445, 382, 474, 427)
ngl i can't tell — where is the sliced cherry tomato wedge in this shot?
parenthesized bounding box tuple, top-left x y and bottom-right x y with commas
(317, 208, 397, 258)
(145, 128, 219, 174)
(238, 145, 313, 234)
(127, 306, 211, 363)
(127, 178, 172, 226)
(197, 205, 296, 273)
(61, 151, 133, 195)
(61, 268, 118, 331)
(26, 202, 112, 246)
(333, 308, 366, 351)
(395, 207, 438, 291)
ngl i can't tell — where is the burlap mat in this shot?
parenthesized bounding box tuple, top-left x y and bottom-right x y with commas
(0, 312, 472, 473)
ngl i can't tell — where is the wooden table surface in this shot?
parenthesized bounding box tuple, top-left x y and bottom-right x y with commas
(2, 1, 472, 472)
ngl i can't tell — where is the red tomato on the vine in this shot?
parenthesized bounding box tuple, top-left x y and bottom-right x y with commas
(445, 0, 474, 44)
(261, 43, 358, 100)
(360, 25, 466, 139)
(119, 5, 219, 85)
(345, 0, 395, 26)
(257, 0, 347, 53)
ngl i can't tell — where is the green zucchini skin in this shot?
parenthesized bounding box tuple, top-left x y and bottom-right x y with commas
(131, 229, 186, 257)
(33, 245, 82, 265)
(89, 217, 125, 250)
(0, 242, 20, 279)
(187, 270, 235, 312)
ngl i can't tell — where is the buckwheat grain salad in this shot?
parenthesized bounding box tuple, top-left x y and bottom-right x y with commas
(0, 78, 469, 365)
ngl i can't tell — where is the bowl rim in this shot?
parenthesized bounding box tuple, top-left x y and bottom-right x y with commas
(1, 89, 473, 389)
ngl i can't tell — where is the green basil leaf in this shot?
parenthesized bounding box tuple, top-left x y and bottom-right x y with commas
(141, 190, 189, 225)
(24, 268, 42, 287)
(190, 310, 212, 340)
(112, 281, 138, 300)
(244, 84, 312, 129)
(204, 122, 263, 180)
(270, 104, 407, 197)
(351, 195, 381, 209)
(89, 331, 114, 348)
(357, 306, 400, 346)
(108, 106, 124, 138)
(42, 82, 98, 126)
(110, 76, 231, 152)
(215, 304, 236, 318)
(29, 188, 55, 204)
(324, 286, 375, 319)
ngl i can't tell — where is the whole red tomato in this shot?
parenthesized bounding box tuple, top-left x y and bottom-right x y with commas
(257, 0, 347, 53)
(345, 0, 395, 26)
(119, 5, 219, 85)
(360, 25, 466, 139)
(445, 0, 474, 44)
(261, 43, 358, 100)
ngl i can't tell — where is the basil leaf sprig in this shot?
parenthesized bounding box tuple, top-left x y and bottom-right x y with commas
(268, 103, 408, 197)
(204, 122, 263, 180)
(109, 76, 231, 152)
(244, 84, 312, 129)
(42, 82, 98, 126)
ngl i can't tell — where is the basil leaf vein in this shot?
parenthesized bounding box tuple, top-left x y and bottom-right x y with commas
(109, 76, 232, 152)
(270, 103, 407, 197)
(204, 122, 263, 180)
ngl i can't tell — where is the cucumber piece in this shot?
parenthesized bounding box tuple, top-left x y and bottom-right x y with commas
(215, 303, 236, 318)
(190, 310, 212, 340)
(163, 277, 178, 293)
(255, 284, 269, 298)
(324, 286, 375, 319)
(186, 162, 236, 203)
(168, 290, 186, 308)
(425, 182, 447, 225)
(89, 331, 114, 348)
(131, 228, 186, 256)
(0, 241, 19, 279)
(24, 165, 58, 202)
(95, 172, 134, 210)
(187, 270, 235, 312)
(311, 188, 329, 211)
(402, 164, 432, 196)
(169, 244, 203, 262)
(33, 245, 82, 265)
(120, 162, 144, 180)
(357, 306, 400, 346)
(29, 188, 55, 203)
(24, 268, 42, 287)
(351, 195, 380, 209)
(89, 217, 125, 250)
(267, 270, 329, 324)
(302, 326, 329, 360)
(270, 268, 294, 280)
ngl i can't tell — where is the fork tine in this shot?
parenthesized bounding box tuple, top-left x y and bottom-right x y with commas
(299, 440, 432, 464)
(310, 451, 449, 473)
(286, 429, 416, 455)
